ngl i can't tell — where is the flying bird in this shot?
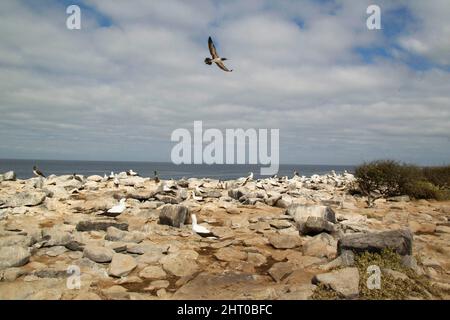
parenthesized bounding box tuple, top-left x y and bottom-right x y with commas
(191, 214, 218, 238)
(33, 166, 46, 178)
(205, 37, 233, 72)
(99, 198, 126, 218)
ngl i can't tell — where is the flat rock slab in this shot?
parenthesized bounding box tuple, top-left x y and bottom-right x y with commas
(108, 254, 137, 277)
(312, 267, 360, 298)
(76, 220, 129, 232)
(337, 229, 413, 256)
(268, 262, 294, 282)
(214, 247, 248, 262)
(160, 254, 199, 277)
(268, 234, 302, 249)
(172, 272, 279, 300)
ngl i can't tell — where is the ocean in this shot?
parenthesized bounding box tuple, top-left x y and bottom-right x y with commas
(0, 159, 355, 181)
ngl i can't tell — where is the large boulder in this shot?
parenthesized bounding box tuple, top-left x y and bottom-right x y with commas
(0, 246, 31, 270)
(0, 235, 34, 248)
(302, 233, 337, 259)
(42, 228, 73, 247)
(300, 216, 336, 236)
(286, 205, 336, 233)
(3, 191, 46, 208)
(337, 229, 413, 256)
(83, 245, 115, 263)
(160, 254, 199, 277)
(268, 234, 302, 249)
(3, 171, 16, 181)
(159, 205, 188, 228)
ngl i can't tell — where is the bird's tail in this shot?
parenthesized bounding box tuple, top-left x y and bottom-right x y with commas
(204, 58, 212, 65)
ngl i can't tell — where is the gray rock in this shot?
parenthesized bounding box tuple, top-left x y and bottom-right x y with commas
(3, 191, 46, 207)
(312, 267, 360, 298)
(160, 254, 199, 277)
(401, 255, 418, 272)
(108, 253, 137, 277)
(3, 171, 16, 181)
(269, 220, 292, 229)
(0, 246, 31, 270)
(65, 241, 85, 252)
(337, 229, 413, 256)
(76, 220, 128, 232)
(228, 189, 244, 200)
(268, 262, 294, 282)
(127, 243, 169, 255)
(268, 234, 302, 249)
(105, 227, 146, 243)
(287, 205, 336, 233)
(159, 204, 188, 228)
(155, 195, 180, 204)
(299, 216, 336, 236)
(42, 228, 73, 247)
(83, 245, 115, 263)
(0, 235, 34, 248)
(302, 233, 337, 259)
(139, 266, 167, 280)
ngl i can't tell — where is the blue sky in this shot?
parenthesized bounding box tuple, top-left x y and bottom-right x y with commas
(0, 0, 449, 165)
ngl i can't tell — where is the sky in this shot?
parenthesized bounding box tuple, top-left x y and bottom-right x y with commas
(0, 0, 449, 165)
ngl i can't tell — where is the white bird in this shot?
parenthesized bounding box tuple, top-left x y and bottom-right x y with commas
(127, 169, 138, 176)
(100, 198, 126, 217)
(109, 171, 115, 179)
(191, 191, 203, 202)
(242, 172, 254, 186)
(191, 214, 218, 238)
(113, 176, 120, 187)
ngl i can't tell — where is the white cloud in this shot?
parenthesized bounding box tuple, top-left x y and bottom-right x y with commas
(0, 0, 449, 165)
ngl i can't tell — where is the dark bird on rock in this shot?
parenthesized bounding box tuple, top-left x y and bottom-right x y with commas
(205, 37, 233, 72)
(154, 170, 160, 183)
(33, 166, 46, 178)
(72, 173, 83, 182)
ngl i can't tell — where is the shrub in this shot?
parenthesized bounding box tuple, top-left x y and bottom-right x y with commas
(354, 160, 449, 201)
(423, 166, 450, 189)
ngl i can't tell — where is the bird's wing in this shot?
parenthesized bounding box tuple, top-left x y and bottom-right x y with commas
(37, 170, 45, 177)
(195, 224, 212, 234)
(215, 60, 233, 72)
(208, 37, 219, 59)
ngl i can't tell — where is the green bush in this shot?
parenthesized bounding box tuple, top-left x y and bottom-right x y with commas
(423, 166, 450, 189)
(354, 160, 450, 201)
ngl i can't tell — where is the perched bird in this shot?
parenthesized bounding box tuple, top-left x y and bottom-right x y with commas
(33, 166, 46, 178)
(205, 37, 233, 72)
(191, 214, 218, 238)
(109, 171, 115, 179)
(113, 175, 120, 188)
(127, 169, 138, 176)
(72, 173, 83, 182)
(242, 172, 253, 186)
(154, 170, 160, 184)
(99, 198, 126, 217)
(293, 170, 299, 177)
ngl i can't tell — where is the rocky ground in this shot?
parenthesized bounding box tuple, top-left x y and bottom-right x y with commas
(0, 170, 449, 300)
